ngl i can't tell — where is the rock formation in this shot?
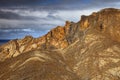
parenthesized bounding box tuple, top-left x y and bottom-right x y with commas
(0, 8, 120, 80)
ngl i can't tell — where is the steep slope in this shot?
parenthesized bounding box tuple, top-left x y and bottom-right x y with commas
(1, 8, 120, 80)
(64, 8, 120, 80)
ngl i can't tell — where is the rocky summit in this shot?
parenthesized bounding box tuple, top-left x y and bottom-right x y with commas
(0, 8, 120, 80)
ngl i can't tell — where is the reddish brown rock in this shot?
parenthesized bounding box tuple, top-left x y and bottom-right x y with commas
(0, 20, 74, 60)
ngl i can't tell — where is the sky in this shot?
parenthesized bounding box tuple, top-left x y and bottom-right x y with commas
(0, 0, 120, 39)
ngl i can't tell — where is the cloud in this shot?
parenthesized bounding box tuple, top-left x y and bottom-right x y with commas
(0, 0, 120, 10)
(0, 9, 48, 20)
(0, 10, 22, 19)
(0, 8, 98, 29)
(0, 28, 49, 39)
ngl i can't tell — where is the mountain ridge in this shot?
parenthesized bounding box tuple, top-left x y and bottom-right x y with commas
(0, 8, 120, 80)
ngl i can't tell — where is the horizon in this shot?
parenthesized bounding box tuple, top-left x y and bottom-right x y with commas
(0, 0, 120, 40)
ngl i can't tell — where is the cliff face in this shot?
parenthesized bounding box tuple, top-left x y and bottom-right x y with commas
(79, 8, 120, 41)
(0, 8, 120, 80)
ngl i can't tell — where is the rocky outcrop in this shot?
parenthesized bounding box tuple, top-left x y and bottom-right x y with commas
(79, 8, 120, 42)
(1, 8, 120, 80)
(0, 20, 80, 60)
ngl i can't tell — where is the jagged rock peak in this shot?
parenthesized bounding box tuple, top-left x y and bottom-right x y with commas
(99, 8, 120, 12)
(79, 8, 120, 42)
(90, 8, 120, 16)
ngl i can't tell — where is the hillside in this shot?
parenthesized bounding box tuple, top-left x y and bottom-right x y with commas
(0, 8, 120, 80)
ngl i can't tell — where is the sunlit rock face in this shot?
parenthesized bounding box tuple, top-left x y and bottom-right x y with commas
(0, 8, 120, 80)
(0, 20, 79, 60)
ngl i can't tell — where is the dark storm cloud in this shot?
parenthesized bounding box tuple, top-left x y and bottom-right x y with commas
(0, 9, 64, 20)
(0, 0, 120, 10)
(0, 9, 48, 20)
(0, 10, 33, 20)
(0, 9, 65, 29)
